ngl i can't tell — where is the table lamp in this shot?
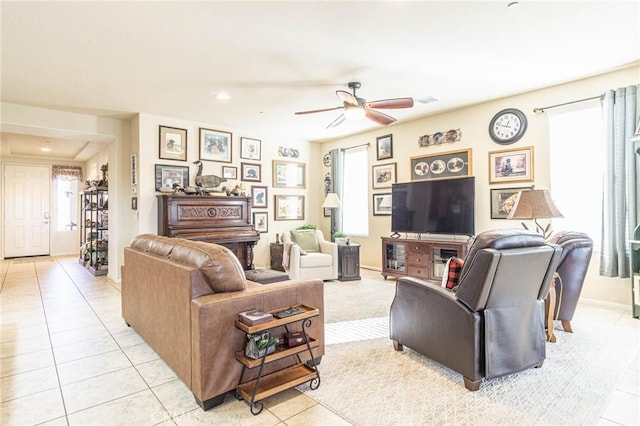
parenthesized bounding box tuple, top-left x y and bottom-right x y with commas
(506, 189, 563, 239)
(322, 193, 341, 241)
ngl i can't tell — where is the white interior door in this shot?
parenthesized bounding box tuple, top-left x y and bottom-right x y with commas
(3, 164, 51, 258)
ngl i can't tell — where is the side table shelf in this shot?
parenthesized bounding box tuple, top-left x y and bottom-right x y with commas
(234, 304, 321, 415)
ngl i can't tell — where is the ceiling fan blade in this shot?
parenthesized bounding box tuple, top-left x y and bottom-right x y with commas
(365, 109, 396, 126)
(336, 90, 358, 106)
(326, 114, 346, 129)
(294, 106, 344, 115)
(366, 97, 414, 109)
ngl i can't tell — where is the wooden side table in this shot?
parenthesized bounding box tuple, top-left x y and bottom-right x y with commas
(270, 243, 285, 272)
(338, 244, 360, 281)
(545, 273, 558, 343)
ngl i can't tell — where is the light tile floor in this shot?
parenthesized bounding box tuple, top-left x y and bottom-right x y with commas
(1, 256, 638, 425)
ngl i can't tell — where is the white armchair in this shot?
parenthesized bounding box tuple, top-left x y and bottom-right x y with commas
(282, 229, 338, 281)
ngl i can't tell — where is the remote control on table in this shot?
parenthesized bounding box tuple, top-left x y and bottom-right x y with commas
(274, 308, 303, 319)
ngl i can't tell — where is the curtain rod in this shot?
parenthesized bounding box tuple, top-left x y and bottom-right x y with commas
(533, 94, 604, 114)
(341, 142, 371, 151)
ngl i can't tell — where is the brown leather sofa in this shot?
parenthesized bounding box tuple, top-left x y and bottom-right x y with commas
(121, 234, 325, 410)
(390, 229, 561, 391)
(546, 231, 594, 332)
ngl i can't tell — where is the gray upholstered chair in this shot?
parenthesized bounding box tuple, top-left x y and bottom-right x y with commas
(389, 229, 562, 391)
(546, 231, 593, 333)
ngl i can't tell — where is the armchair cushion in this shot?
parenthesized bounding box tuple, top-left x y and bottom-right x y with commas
(290, 230, 320, 253)
(299, 252, 333, 268)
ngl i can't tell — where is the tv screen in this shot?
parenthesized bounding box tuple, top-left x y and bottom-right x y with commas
(391, 177, 475, 236)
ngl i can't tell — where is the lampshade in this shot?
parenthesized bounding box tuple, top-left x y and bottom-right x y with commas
(506, 189, 563, 220)
(322, 193, 341, 209)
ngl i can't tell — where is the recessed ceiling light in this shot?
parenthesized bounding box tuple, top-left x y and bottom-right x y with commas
(507, 2, 520, 9)
(40, 147, 51, 152)
(214, 92, 231, 101)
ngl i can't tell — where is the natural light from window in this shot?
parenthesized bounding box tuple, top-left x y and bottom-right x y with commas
(549, 104, 603, 250)
(56, 178, 78, 231)
(342, 146, 369, 236)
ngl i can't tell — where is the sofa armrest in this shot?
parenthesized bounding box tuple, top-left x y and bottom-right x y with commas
(189, 278, 325, 403)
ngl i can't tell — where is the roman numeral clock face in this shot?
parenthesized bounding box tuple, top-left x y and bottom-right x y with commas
(489, 108, 528, 145)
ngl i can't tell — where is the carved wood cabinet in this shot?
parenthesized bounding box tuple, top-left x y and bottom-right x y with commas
(157, 195, 260, 270)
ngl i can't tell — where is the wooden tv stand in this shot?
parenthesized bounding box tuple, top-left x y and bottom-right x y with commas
(381, 236, 470, 283)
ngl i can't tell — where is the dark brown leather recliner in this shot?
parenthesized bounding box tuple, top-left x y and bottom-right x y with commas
(389, 229, 562, 391)
(546, 231, 593, 333)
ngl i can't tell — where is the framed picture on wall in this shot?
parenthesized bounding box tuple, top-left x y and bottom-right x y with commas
(253, 212, 268, 233)
(488, 146, 534, 184)
(199, 128, 232, 163)
(376, 134, 393, 160)
(240, 137, 261, 160)
(154, 164, 189, 191)
(372, 162, 397, 189)
(274, 195, 305, 220)
(241, 163, 261, 182)
(251, 185, 268, 208)
(130, 154, 137, 185)
(222, 166, 237, 179)
(159, 125, 187, 161)
(273, 160, 306, 189)
(410, 148, 472, 181)
(373, 193, 392, 216)
(490, 187, 530, 219)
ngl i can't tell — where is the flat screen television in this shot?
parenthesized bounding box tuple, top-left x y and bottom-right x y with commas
(391, 176, 475, 236)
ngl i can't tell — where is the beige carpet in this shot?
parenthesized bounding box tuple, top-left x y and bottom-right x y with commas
(303, 270, 640, 425)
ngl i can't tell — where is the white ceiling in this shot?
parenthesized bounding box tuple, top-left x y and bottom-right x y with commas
(1, 1, 639, 161)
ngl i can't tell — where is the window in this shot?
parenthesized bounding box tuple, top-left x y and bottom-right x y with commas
(56, 178, 79, 231)
(549, 104, 603, 249)
(341, 146, 368, 236)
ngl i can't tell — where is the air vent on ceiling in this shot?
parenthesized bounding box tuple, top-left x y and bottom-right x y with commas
(415, 96, 439, 105)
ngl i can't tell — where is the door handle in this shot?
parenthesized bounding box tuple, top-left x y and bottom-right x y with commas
(44, 211, 50, 220)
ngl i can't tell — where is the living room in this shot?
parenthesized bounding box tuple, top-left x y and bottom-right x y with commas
(1, 1, 640, 425)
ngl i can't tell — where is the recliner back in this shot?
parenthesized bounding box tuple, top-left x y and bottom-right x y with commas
(455, 229, 559, 312)
(546, 231, 593, 321)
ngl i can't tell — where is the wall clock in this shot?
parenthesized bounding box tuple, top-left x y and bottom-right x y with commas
(489, 108, 527, 145)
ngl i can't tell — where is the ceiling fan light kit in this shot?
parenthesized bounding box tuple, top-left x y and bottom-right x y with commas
(295, 81, 414, 128)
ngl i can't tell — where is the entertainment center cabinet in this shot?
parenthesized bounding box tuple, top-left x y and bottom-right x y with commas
(381, 237, 470, 282)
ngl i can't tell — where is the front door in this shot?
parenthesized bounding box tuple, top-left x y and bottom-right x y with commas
(3, 164, 50, 258)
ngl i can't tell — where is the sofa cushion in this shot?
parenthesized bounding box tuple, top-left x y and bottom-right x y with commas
(169, 241, 247, 293)
(290, 230, 320, 253)
(299, 252, 332, 268)
(130, 233, 176, 256)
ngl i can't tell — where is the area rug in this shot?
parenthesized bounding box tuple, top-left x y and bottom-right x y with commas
(300, 311, 639, 425)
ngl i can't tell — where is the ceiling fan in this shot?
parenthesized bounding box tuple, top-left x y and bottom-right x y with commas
(294, 82, 414, 129)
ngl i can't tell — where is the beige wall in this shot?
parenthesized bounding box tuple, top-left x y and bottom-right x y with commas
(315, 66, 640, 305)
(1, 67, 637, 305)
(134, 113, 316, 269)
